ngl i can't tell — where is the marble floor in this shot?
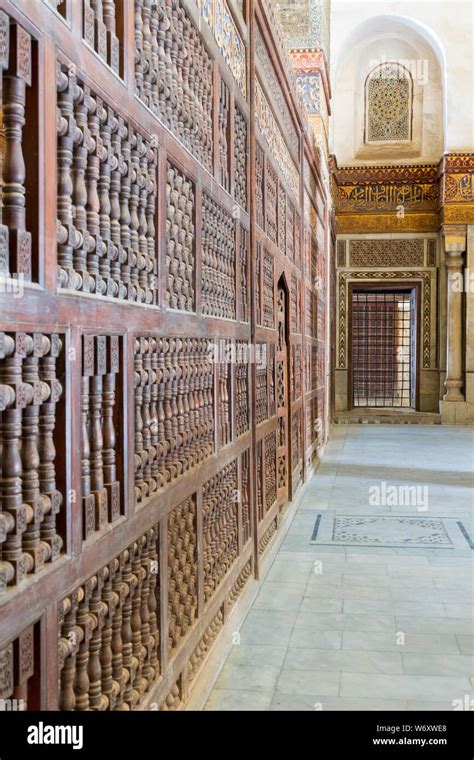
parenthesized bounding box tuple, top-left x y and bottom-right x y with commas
(204, 424, 474, 711)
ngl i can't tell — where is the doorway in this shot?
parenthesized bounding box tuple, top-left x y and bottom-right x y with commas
(276, 279, 290, 502)
(351, 287, 418, 409)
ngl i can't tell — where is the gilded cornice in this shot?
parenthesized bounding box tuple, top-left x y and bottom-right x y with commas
(331, 153, 474, 231)
(336, 214, 439, 234)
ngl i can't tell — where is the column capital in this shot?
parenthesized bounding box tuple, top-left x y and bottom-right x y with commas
(442, 224, 467, 252)
(445, 249, 464, 271)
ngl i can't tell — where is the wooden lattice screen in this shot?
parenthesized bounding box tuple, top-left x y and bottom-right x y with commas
(0, 0, 330, 710)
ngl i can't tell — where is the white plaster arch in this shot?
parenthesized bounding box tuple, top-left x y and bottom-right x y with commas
(331, 14, 447, 164)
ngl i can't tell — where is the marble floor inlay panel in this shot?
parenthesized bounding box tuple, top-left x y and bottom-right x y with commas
(310, 514, 473, 549)
(204, 425, 474, 712)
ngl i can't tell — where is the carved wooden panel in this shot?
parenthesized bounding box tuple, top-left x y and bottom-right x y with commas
(135, 0, 213, 172)
(202, 193, 236, 319)
(278, 183, 286, 254)
(235, 342, 249, 438)
(234, 106, 248, 210)
(276, 284, 288, 494)
(306, 288, 317, 336)
(57, 62, 158, 301)
(286, 199, 295, 263)
(255, 142, 265, 230)
(202, 461, 238, 602)
(0, 0, 328, 712)
(0, 624, 35, 708)
(265, 161, 278, 244)
(226, 560, 252, 608)
(255, 241, 262, 324)
(188, 609, 223, 683)
(0, 14, 34, 281)
(263, 248, 274, 328)
(218, 77, 231, 193)
(312, 345, 318, 390)
(294, 211, 301, 270)
(292, 409, 302, 478)
(218, 361, 231, 447)
(292, 343, 302, 400)
(256, 345, 268, 425)
(306, 395, 319, 450)
(268, 343, 276, 418)
(83, 0, 122, 75)
(258, 518, 277, 556)
(256, 439, 263, 522)
(291, 272, 299, 333)
(241, 448, 251, 545)
(81, 334, 121, 540)
(0, 331, 64, 590)
(167, 496, 198, 655)
(264, 431, 277, 512)
(165, 163, 195, 311)
(134, 337, 214, 502)
(239, 225, 249, 322)
(58, 525, 160, 710)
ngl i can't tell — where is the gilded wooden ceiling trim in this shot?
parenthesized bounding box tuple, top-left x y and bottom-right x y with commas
(331, 153, 474, 230)
(336, 214, 439, 234)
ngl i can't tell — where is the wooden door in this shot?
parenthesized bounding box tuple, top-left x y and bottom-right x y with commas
(276, 281, 289, 503)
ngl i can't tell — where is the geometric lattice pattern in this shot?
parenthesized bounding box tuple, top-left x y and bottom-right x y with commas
(352, 291, 413, 408)
(349, 239, 424, 268)
(366, 63, 412, 142)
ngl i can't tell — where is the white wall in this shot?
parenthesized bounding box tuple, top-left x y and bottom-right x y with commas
(330, 0, 474, 163)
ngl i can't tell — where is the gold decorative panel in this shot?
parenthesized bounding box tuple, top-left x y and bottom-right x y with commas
(348, 239, 424, 268)
(256, 79, 300, 200)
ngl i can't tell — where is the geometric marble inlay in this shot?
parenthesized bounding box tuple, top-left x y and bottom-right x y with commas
(311, 513, 474, 550)
(333, 516, 451, 546)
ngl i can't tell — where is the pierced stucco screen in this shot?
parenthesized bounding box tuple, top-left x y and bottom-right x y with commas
(365, 63, 412, 142)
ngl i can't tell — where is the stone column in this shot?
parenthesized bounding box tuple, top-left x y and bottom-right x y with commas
(441, 225, 467, 422)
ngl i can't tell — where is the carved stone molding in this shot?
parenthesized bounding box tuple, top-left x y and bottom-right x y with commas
(348, 239, 424, 268)
(337, 270, 432, 370)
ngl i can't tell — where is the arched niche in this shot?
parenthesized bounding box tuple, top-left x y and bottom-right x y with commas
(331, 15, 446, 164)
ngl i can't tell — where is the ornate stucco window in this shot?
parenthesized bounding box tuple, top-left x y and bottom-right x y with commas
(365, 62, 413, 143)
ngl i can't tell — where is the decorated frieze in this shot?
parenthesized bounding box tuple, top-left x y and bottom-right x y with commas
(332, 155, 474, 231)
(347, 239, 425, 269)
(335, 182, 439, 213)
(196, 0, 247, 97)
(333, 163, 439, 185)
(255, 25, 299, 155)
(290, 50, 331, 124)
(296, 72, 321, 115)
(332, 160, 439, 216)
(441, 153, 474, 208)
(336, 214, 439, 234)
(276, 0, 330, 56)
(255, 79, 300, 201)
